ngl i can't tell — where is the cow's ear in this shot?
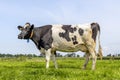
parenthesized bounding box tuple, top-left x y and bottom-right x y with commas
(18, 26, 23, 31)
(30, 24, 34, 30)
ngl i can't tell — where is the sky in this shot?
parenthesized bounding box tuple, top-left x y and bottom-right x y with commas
(0, 0, 120, 56)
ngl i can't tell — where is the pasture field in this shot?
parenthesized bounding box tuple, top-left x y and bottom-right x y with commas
(0, 57, 120, 80)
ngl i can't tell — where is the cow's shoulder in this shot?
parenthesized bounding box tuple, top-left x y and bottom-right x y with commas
(36, 25, 53, 50)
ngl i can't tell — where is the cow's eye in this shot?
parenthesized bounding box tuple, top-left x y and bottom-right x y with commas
(25, 27, 30, 31)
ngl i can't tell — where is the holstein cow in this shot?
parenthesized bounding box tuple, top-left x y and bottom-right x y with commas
(17, 22, 102, 70)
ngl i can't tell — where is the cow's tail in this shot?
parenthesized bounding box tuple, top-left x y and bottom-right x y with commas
(91, 23, 103, 60)
(96, 24, 103, 60)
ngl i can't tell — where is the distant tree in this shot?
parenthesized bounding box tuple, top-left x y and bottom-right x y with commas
(71, 53, 76, 57)
(56, 53, 62, 57)
(77, 54, 80, 57)
(107, 54, 111, 57)
(118, 54, 120, 56)
(39, 53, 44, 57)
(0, 53, 13, 57)
(27, 54, 33, 57)
(32, 54, 37, 57)
(64, 53, 76, 57)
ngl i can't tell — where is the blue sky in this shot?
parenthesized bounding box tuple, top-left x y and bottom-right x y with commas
(0, 0, 120, 56)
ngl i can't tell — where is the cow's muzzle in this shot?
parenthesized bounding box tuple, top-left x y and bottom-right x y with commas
(18, 35, 23, 39)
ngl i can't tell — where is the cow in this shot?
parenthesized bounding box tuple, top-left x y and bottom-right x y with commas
(17, 22, 102, 70)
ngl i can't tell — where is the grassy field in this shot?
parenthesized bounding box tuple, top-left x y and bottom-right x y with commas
(0, 57, 120, 80)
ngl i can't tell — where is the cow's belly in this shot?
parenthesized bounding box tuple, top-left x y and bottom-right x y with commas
(52, 38, 87, 52)
(54, 44, 87, 52)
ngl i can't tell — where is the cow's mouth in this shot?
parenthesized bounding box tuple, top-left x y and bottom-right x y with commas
(18, 35, 23, 39)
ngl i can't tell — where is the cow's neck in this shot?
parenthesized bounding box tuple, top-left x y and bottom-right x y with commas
(31, 28, 41, 50)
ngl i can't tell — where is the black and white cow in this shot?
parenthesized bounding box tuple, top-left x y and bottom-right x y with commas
(18, 22, 102, 70)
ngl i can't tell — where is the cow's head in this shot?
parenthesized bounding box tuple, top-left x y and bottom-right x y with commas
(18, 23, 34, 39)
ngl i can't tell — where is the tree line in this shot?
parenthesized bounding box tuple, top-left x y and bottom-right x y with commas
(0, 53, 80, 58)
(0, 53, 40, 58)
(1, 53, 120, 60)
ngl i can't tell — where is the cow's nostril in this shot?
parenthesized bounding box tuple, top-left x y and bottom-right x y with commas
(18, 35, 22, 39)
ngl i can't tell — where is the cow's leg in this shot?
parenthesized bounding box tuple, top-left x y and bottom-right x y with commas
(45, 49, 51, 68)
(51, 53, 58, 69)
(91, 51, 97, 70)
(82, 53, 90, 69)
(86, 40, 97, 70)
(89, 49, 97, 70)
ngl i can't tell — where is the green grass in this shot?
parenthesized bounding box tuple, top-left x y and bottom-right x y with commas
(0, 57, 120, 80)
